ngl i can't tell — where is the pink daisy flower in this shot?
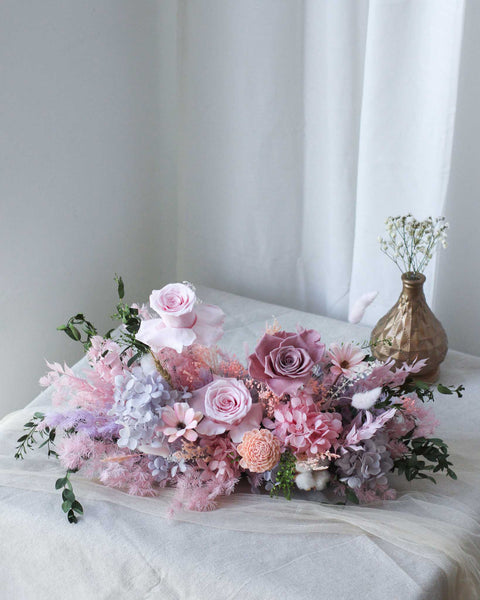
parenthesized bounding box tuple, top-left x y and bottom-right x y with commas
(328, 343, 366, 377)
(160, 402, 203, 443)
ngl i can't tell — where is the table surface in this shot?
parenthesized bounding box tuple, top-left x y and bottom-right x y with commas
(1, 285, 480, 600)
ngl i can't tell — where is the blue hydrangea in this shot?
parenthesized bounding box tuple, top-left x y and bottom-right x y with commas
(110, 365, 183, 451)
(335, 432, 393, 490)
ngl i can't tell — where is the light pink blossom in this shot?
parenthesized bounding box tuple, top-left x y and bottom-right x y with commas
(136, 283, 224, 353)
(343, 408, 396, 450)
(328, 343, 366, 377)
(190, 377, 263, 443)
(159, 402, 203, 443)
(269, 396, 342, 457)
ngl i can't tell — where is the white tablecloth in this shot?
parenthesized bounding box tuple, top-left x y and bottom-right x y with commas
(1, 286, 479, 599)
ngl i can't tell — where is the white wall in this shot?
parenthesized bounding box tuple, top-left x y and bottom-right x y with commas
(0, 1, 178, 417)
(436, 0, 480, 358)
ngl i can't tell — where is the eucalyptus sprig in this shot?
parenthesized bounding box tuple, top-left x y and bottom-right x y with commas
(15, 412, 58, 460)
(270, 450, 297, 500)
(403, 379, 464, 403)
(56, 275, 150, 367)
(394, 434, 457, 484)
(55, 470, 83, 524)
(57, 315, 97, 352)
(110, 275, 150, 366)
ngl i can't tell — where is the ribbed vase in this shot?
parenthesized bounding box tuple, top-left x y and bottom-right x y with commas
(370, 273, 448, 382)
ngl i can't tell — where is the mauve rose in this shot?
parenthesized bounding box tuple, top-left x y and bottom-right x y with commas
(248, 328, 325, 397)
(190, 377, 263, 443)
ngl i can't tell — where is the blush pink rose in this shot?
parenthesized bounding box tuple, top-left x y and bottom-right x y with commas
(150, 283, 196, 326)
(248, 328, 325, 397)
(190, 377, 263, 443)
(136, 282, 224, 353)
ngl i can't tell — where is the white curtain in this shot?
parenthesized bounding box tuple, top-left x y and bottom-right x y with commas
(172, 0, 465, 327)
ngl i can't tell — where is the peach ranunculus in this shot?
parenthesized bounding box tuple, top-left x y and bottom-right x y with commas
(237, 429, 281, 473)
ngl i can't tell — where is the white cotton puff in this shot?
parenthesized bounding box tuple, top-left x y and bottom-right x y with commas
(140, 353, 157, 376)
(348, 291, 379, 324)
(295, 471, 316, 491)
(313, 470, 330, 491)
(351, 387, 382, 410)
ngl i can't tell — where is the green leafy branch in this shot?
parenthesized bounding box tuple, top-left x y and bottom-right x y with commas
(110, 275, 150, 366)
(394, 434, 457, 484)
(57, 314, 98, 352)
(379, 378, 465, 406)
(402, 379, 464, 403)
(55, 470, 84, 524)
(56, 275, 150, 367)
(270, 450, 297, 501)
(15, 413, 58, 460)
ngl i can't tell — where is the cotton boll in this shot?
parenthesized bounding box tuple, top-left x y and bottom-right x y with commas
(313, 470, 330, 491)
(295, 462, 312, 474)
(140, 353, 157, 376)
(295, 471, 316, 491)
(351, 387, 382, 410)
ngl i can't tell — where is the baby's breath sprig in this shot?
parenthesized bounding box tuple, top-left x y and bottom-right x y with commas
(378, 214, 448, 279)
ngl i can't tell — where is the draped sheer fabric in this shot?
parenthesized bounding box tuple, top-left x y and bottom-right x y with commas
(1, 287, 480, 598)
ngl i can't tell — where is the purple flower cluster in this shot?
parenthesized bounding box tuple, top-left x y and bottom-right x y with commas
(335, 432, 393, 490)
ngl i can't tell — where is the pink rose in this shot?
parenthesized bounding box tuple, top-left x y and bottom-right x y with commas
(248, 328, 325, 397)
(150, 283, 196, 327)
(190, 377, 263, 443)
(136, 282, 224, 353)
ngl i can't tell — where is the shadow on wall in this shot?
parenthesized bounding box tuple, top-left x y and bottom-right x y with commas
(436, 0, 480, 357)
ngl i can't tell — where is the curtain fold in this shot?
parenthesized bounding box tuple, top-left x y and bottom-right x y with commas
(174, 0, 465, 327)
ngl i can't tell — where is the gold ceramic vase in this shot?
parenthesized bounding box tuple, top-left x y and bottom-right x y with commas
(370, 273, 448, 382)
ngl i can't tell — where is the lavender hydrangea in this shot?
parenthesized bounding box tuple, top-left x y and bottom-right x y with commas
(110, 366, 182, 451)
(335, 432, 393, 490)
(148, 456, 187, 482)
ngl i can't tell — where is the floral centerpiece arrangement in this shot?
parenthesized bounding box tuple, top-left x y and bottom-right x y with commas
(15, 279, 463, 523)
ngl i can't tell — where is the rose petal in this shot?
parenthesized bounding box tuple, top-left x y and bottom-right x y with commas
(196, 418, 228, 436)
(229, 403, 263, 443)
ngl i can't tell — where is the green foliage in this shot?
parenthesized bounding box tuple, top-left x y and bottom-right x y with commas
(14, 413, 58, 460)
(110, 275, 150, 363)
(55, 470, 84, 524)
(345, 487, 360, 505)
(381, 377, 464, 406)
(394, 433, 457, 484)
(57, 314, 98, 352)
(56, 275, 149, 366)
(270, 450, 297, 501)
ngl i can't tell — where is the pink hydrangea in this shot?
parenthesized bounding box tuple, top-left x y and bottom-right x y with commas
(268, 396, 342, 457)
(198, 436, 240, 482)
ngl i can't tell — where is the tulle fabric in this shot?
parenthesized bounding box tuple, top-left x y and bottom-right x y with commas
(1, 394, 480, 599)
